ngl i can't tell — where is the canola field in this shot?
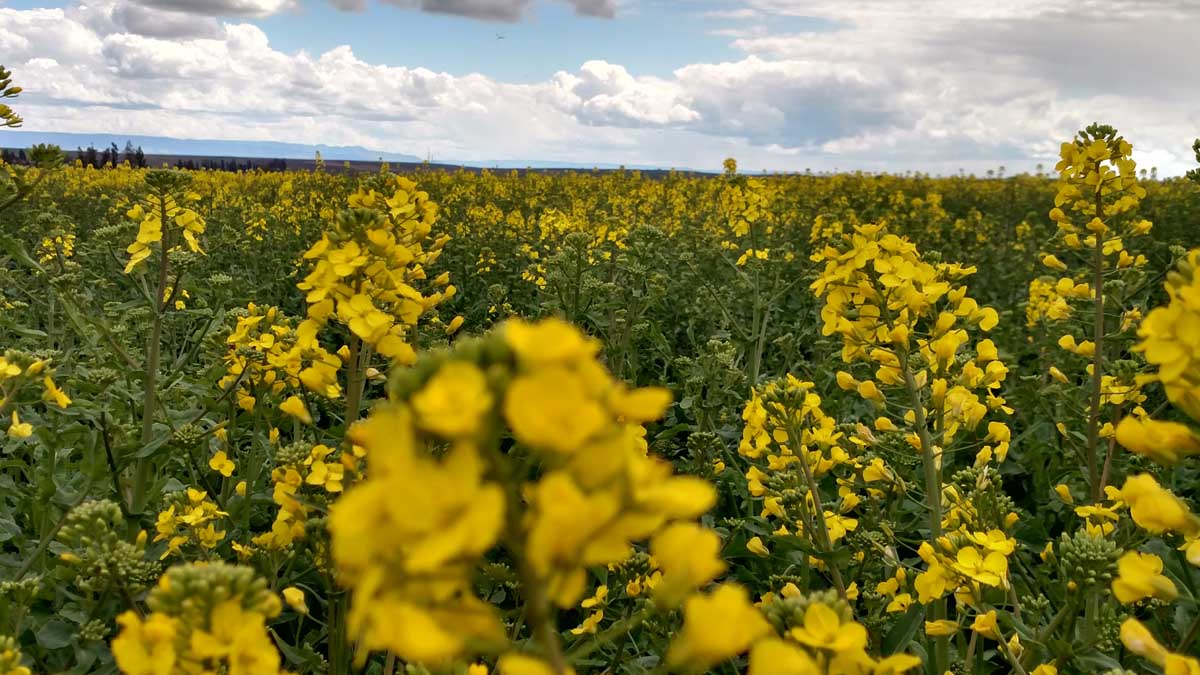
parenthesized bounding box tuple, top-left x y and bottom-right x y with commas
(4, 64, 1200, 675)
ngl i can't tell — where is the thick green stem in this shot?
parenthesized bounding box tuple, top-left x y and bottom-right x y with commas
(1085, 166, 1111, 503)
(899, 347, 949, 672)
(131, 196, 172, 513)
(344, 334, 366, 429)
(786, 419, 848, 600)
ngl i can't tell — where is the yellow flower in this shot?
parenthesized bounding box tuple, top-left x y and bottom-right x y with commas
(1041, 253, 1068, 271)
(1054, 484, 1074, 504)
(652, 522, 727, 607)
(208, 450, 235, 477)
(505, 317, 599, 367)
(445, 315, 465, 335)
(951, 546, 1007, 587)
(970, 610, 1000, 640)
(666, 583, 771, 671)
(1030, 665, 1058, 675)
(412, 360, 493, 439)
(746, 536, 770, 557)
(608, 386, 673, 423)
(111, 611, 177, 675)
(1116, 417, 1200, 465)
(1121, 473, 1200, 537)
(748, 639, 818, 675)
(1112, 551, 1177, 604)
(279, 395, 312, 424)
(569, 610, 603, 635)
(496, 653, 575, 675)
(282, 587, 308, 614)
(505, 367, 606, 454)
(42, 375, 71, 408)
(467, 665, 489, 675)
(1121, 618, 1169, 665)
(6, 411, 32, 439)
(924, 620, 959, 636)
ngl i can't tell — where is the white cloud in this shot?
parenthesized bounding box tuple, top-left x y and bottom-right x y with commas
(129, 0, 298, 17)
(369, 0, 615, 21)
(1, 0, 1197, 173)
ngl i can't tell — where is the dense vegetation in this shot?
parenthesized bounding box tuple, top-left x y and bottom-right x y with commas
(3, 64, 1200, 675)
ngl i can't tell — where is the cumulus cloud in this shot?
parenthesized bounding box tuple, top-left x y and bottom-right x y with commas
(128, 0, 298, 17)
(1, 0, 1197, 173)
(369, 0, 615, 21)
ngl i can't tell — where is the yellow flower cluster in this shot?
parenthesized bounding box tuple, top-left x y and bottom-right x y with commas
(1133, 248, 1200, 421)
(251, 441, 354, 551)
(670, 585, 921, 675)
(811, 222, 1011, 466)
(1, 353, 70, 439)
(111, 563, 286, 675)
(0, 636, 30, 675)
(328, 318, 717, 666)
(737, 375, 899, 589)
(153, 488, 227, 560)
(297, 177, 452, 363)
(124, 190, 205, 274)
(219, 303, 341, 413)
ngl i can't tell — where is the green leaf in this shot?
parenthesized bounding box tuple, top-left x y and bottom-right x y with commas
(882, 603, 926, 656)
(36, 619, 75, 650)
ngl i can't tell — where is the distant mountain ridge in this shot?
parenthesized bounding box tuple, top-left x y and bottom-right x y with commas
(1, 130, 686, 172)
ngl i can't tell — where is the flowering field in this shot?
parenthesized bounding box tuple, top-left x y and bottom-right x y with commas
(4, 65, 1200, 675)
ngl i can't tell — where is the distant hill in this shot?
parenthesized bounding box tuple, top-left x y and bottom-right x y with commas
(0, 131, 695, 172)
(2, 131, 423, 163)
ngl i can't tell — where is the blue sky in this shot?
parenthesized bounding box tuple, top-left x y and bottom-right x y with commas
(1, 0, 1197, 173)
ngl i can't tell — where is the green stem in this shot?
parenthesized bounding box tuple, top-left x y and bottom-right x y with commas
(131, 194, 172, 514)
(898, 347, 949, 673)
(1085, 171, 1106, 503)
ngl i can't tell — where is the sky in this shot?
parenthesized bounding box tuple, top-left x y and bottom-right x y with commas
(0, 0, 1198, 173)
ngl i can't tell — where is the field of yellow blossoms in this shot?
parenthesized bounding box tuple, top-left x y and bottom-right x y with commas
(3, 64, 1200, 675)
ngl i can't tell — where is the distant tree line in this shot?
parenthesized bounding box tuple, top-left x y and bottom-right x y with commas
(1, 140, 294, 173)
(59, 141, 148, 168)
(171, 157, 289, 172)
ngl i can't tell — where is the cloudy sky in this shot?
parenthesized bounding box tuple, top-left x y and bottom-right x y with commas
(1, 0, 1198, 173)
